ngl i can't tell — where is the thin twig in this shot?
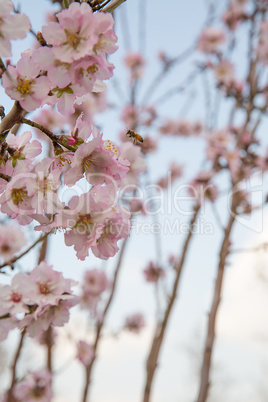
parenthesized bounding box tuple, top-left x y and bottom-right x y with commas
(6, 329, 26, 402)
(0, 233, 49, 271)
(21, 118, 76, 152)
(0, 102, 24, 144)
(81, 236, 129, 402)
(142, 205, 200, 402)
(141, 46, 194, 105)
(196, 201, 236, 402)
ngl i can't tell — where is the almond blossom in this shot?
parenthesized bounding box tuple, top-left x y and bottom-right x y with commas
(0, 172, 37, 225)
(119, 142, 147, 191)
(64, 129, 129, 187)
(53, 185, 122, 260)
(0, 0, 31, 57)
(77, 340, 94, 366)
(0, 224, 26, 261)
(124, 313, 145, 333)
(26, 261, 75, 307)
(0, 273, 33, 316)
(196, 27, 226, 54)
(80, 269, 109, 310)
(143, 262, 165, 283)
(12, 369, 52, 402)
(2, 50, 51, 112)
(42, 2, 98, 64)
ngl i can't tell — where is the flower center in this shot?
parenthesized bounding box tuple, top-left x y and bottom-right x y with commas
(64, 29, 81, 49)
(39, 283, 50, 294)
(16, 77, 33, 95)
(11, 188, 28, 205)
(82, 155, 99, 173)
(73, 215, 94, 234)
(87, 64, 98, 74)
(11, 292, 22, 303)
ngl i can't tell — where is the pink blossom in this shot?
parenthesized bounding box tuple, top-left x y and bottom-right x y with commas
(143, 262, 165, 283)
(124, 313, 145, 333)
(32, 158, 63, 215)
(0, 316, 18, 342)
(20, 297, 78, 338)
(222, 6, 244, 31)
(140, 136, 157, 155)
(91, 206, 131, 260)
(6, 131, 42, 167)
(0, 0, 31, 57)
(27, 261, 75, 307)
(92, 11, 118, 56)
(80, 269, 109, 310)
(129, 199, 147, 215)
(0, 224, 26, 261)
(0, 172, 37, 225)
(13, 369, 52, 402)
(0, 273, 33, 316)
(70, 91, 107, 126)
(83, 269, 108, 297)
(70, 54, 114, 93)
(64, 130, 129, 187)
(212, 60, 235, 86)
(120, 142, 147, 191)
(121, 104, 139, 129)
(159, 119, 202, 136)
(2, 50, 51, 112)
(196, 27, 226, 54)
(188, 171, 218, 204)
(124, 52, 146, 80)
(77, 340, 94, 366)
(53, 185, 118, 260)
(205, 128, 233, 160)
(42, 3, 98, 63)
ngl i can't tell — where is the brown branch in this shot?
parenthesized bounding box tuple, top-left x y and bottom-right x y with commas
(6, 329, 26, 402)
(0, 233, 49, 271)
(101, 0, 127, 13)
(141, 45, 194, 106)
(142, 205, 200, 402)
(21, 118, 76, 152)
(196, 202, 236, 402)
(0, 102, 25, 144)
(0, 172, 11, 182)
(81, 236, 129, 402)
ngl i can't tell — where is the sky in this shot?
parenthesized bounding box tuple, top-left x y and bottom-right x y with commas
(1, 0, 268, 401)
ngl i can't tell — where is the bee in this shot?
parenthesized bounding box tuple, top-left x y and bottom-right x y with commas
(126, 129, 144, 145)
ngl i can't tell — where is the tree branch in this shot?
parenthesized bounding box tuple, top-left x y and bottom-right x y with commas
(142, 205, 200, 402)
(81, 236, 129, 402)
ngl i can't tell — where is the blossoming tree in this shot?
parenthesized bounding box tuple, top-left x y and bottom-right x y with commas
(0, 0, 268, 401)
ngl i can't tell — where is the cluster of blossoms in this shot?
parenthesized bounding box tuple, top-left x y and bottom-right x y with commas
(0, 0, 30, 58)
(0, 2, 151, 261)
(159, 119, 203, 137)
(80, 268, 109, 312)
(0, 261, 78, 340)
(143, 261, 165, 283)
(222, 0, 248, 30)
(0, 224, 26, 261)
(2, 2, 117, 114)
(120, 104, 157, 131)
(124, 52, 146, 81)
(123, 313, 145, 334)
(2, 369, 52, 402)
(196, 26, 226, 54)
